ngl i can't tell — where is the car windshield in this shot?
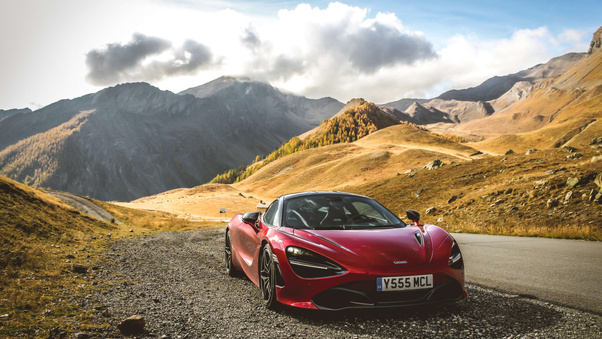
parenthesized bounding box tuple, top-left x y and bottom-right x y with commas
(283, 194, 404, 230)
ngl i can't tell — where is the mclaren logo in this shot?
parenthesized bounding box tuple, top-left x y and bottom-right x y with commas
(393, 260, 408, 264)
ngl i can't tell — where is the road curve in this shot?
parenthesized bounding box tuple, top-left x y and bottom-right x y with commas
(452, 233, 602, 314)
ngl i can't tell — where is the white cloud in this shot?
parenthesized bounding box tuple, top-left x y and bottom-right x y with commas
(16, 1, 593, 109)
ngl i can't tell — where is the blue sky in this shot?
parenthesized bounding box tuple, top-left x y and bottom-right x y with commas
(0, 0, 599, 110)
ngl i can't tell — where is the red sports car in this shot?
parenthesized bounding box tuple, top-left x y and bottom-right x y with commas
(225, 191, 466, 310)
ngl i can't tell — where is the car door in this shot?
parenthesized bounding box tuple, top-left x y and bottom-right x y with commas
(237, 199, 279, 285)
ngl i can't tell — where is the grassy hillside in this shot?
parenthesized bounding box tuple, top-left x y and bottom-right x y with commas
(0, 175, 219, 337)
(235, 123, 483, 198)
(0, 175, 115, 336)
(210, 100, 400, 184)
(437, 51, 602, 148)
(350, 147, 602, 240)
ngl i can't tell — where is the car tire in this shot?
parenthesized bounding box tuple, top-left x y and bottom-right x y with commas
(225, 230, 238, 277)
(259, 243, 279, 310)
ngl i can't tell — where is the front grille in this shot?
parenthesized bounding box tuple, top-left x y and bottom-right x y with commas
(312, 279, 464, 310)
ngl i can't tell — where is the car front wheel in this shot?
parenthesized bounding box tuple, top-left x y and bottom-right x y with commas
(225, 230, 238, 277)
(259, 243, 279, 309)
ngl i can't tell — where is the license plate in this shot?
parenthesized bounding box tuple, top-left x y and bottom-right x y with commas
(376, 274, 433, 291)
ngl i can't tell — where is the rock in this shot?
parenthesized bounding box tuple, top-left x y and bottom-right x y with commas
(592, 144, 602, 150)
(73, 333, 91, 339)
(505, 149, 515, 155)
(588, 27, 602, 54)
(533, 180, 547, 188)
(589, 189, 597, 202)
(566, 153, 583, 160)
(525, 148, 538, 155)
(591, 156, 602, 162)
(547, 198, 559, 209)
(47, 327, 66, 339)
(595, 173, 602, 189)
(415, 188, 427, 197)
(118, 315, 146, 335)
(567, 177, 581, 188)
(424, 159, 443, 170)
(591, 137, 602, 145)
(66, 254, 75, 259)
(565, 191, 573, 201)
(448, 195, 459, 204)
(129, 229, 134, 233)
(425, 207, 437, 215)
(561, 146, 577, 153)
(71, 264, 88, 274)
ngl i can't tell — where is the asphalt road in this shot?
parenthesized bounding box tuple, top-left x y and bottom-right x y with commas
(452, 233, 602, 315)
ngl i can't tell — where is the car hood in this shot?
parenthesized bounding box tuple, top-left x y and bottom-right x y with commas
(295, 227, 433, 267)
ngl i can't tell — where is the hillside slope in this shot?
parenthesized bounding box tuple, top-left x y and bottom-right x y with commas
(469, 50, 602, 154)
(0, 175, 116, 335)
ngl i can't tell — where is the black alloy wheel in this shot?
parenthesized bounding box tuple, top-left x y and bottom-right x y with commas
(225, 230, 237, 277)
(259, 244, 279, 309)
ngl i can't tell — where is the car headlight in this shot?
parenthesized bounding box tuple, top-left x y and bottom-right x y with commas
(286, 246, 347, 278)
(448, 240, 464, 269)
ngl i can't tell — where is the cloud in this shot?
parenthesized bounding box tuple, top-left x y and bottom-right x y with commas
(82, 3, 585, 105)
(85, 33, 215, 85)
(236, 2, 437, 87)
(241, 26, 261, 52)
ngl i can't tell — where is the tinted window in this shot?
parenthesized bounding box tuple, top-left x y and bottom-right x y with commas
(262, 200, 279, 226)
(283, 194, 403, 229)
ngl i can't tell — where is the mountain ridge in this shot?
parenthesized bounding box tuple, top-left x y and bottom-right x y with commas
(0, 79, 343, 201)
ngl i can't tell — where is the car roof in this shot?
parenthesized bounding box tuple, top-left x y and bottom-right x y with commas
(279, 191, 370, 201)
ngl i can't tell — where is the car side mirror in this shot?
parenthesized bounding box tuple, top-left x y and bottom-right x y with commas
(406, 209, 421, 225)
(242, 211, 261, 228)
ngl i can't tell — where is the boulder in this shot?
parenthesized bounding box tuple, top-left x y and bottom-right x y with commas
(590, 137, 602, 145)
(71, 264, 88, 274)
(117, 315, 145, 335)
(561, 146, 577, 153)
(425, 207, 437, 215)
(566, 153, 583, 160)
(525, 148, 538, 155)
(547, 198, 559, 209)
(566, 177, 581, 188)
(595, 173, 602, 189)
(505, 149, 515, 155)
(424, 159, 443, 170)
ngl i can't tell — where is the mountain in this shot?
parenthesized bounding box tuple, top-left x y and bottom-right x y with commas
(0, 108, 31, 121)
(381, 52, 588, 131)
(436, 53, 585, 102)
(0, 78, 343, 201)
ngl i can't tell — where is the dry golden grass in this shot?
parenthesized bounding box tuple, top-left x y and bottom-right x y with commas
(113, 184, 264, 222)
(0, 175, 221, 337)
(234, 124, 483, 198)
(350, 147, 602, 241)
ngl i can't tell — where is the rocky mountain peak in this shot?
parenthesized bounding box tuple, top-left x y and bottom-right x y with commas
(587, 26, 602, 55)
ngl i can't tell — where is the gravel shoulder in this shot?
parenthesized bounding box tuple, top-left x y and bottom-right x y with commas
(79, 228, 601, 338)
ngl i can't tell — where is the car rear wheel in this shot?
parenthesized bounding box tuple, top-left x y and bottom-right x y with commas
(225, 230, 238, 277)
(259, 244, 279, 310)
